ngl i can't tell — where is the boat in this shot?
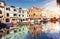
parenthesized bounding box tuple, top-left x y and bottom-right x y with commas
(50, 17, 57, 22)
(41, 18, 48, 22)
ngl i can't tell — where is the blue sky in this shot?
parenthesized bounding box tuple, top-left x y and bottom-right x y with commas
(0, 0, 52, 8)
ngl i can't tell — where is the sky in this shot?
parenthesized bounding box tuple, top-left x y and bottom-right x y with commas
(0, 0, 53, 8)
(44, 0, 60, 14)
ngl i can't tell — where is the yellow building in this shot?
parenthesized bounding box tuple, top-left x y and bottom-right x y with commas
(28, 6, 42, 20)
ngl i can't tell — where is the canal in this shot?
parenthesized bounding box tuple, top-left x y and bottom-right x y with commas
(1, 22, 60, 39)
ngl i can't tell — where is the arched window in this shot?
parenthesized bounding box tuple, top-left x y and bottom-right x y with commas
(0, 10, 2, 14)
(7, 13, 9, 16)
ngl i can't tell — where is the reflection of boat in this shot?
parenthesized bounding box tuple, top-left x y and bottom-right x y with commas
(22, 21, 30, 25)
(34, 19, 41, 25)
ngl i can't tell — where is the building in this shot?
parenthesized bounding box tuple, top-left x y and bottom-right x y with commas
(0, 1, 6, 23)
(18, 8, 29, 22)
(28, 6, 42, 20)
(42, 9, 56, 19)
(28, 7, 42, 24)
(0, 1, 29, 23)
(5, 6, 20, 23)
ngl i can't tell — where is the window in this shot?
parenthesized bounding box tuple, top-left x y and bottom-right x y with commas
(22, 10, 24, 13)
(12, 19, 15, 20)
(39, 18, 41, 19)
(19, 14, 20, 17)
(14, 9, 16, 11)
(22, 15, 24, 17)
(14, 14, 17, 16)
(0, 10, 2, 14)
(30, 18, 33, 20)
(23, 19, 25, 21)
(6, 13, 9, 16)
(6, 18, 10, 22)
(27, 12, 29, 14)
(0, 3, 1, 4)
(21, 19, 22, 21)
(0, 16, 2, 18)
(6, 8, 10, 11)
(19, 10, 21, 13)
(0, 3, 1, 6)
(29, 15, 30, 16)
(33, 13, 35, 16)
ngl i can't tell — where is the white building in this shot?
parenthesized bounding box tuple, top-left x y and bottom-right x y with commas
(19, 8, 29, 22)
(0, 1, 29, 23)
(0, 1, 6, 23)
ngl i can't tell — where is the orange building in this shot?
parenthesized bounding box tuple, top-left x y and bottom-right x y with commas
(28, 6, 42, 20)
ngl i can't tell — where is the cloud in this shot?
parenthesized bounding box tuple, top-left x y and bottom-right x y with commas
(44, 0, 60, 14)
(44, 0, 56, 8)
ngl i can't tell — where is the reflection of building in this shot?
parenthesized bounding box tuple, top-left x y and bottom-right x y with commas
(29, 6, 42, 20)
(0, 1, 29, 23)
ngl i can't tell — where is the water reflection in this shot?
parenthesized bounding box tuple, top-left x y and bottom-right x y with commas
(27, 22, 60, 39)
(42, 22, 60, 33)
(3, 22, 60, 39)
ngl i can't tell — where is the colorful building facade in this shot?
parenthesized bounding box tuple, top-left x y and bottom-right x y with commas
(28, 6, 42, 20)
